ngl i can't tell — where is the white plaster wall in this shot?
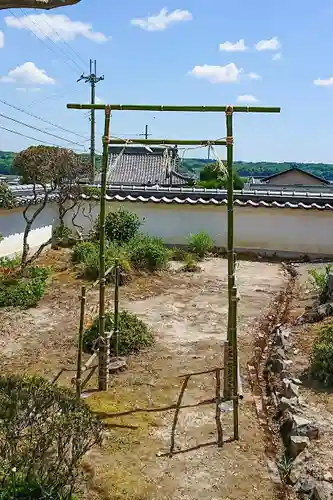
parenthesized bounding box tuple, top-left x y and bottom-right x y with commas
(0, 203, 58, 258)
(1, 199, 333, 258)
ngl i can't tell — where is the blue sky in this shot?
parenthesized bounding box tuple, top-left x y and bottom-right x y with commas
(0, 0, 333, 162)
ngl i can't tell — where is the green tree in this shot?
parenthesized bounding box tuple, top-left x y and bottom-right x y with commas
(197, 162, 244, 189)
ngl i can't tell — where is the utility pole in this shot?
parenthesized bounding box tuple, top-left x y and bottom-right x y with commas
(139, 124, 152, 140)
(77, 60, 104, 182)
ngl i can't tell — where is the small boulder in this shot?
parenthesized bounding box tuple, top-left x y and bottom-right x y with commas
(279, 396, 299, 413)
(313, 481, 333, 500)
(292, 414, 319, 440)
(289, 435, 310, 458)
(282, 378, 299, 399)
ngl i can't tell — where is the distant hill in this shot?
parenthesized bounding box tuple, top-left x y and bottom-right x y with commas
(181, 159, 333, 180)
(0, 151, 102, 176)
(1, 150, 333, 181)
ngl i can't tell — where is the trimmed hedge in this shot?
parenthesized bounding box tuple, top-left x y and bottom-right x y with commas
(83, 310, 154, 355)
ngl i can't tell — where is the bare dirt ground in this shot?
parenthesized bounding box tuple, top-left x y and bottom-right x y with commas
(0, 251, 286, 499)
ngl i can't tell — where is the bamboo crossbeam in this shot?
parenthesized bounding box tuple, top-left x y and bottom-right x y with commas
(67, 103, 281, 113)
(108, 138, 227, 146)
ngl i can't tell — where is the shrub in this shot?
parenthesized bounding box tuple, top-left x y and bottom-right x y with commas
(0, 475, 77, 499)
(311, 324, 333, 386)
(171, 247, 188, 261)
(309, 264, 333, 303)
(72, 241, 97, 264)
(74, 241, 132, 282)
(188, 231, 214, 259)
(181, 253, 201, 273)
(93, 208, 142, 243)
(0, 375, 102, 499)
(0, 266, 50, 308)
(52, 225, 74, 249)
(0, 182, 15, 209)
(83, 310, 154, 355)
(128, 234, 171, 271)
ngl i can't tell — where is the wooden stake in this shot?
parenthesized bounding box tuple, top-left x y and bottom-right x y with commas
(215, 369, 223, 447)
(76, 285, 86, 397)
(114, 260, 120, 357)
(98, 105, 111, 391)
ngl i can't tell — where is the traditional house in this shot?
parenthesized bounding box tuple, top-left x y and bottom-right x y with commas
(261, 166, 330, 187)
(105, 145, 194, 187)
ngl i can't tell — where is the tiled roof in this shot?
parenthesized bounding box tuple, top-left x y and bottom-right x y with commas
(105, 146, 192, 186)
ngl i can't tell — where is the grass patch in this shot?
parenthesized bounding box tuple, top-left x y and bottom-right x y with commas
(311, 323, 333, 386)
(188, 231, 214, 259)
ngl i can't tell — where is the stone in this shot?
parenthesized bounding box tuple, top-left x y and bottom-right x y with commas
(289, 449, 310, 485)
(294, 349, 300, 355)
(266, 459, 282, 485)
(313, 481, 333, 500)
(317, 303, 333, 320)
(275, 329, 290, 348)
(109, 357, 127, 374)
(269, 357, 285, 374)
(289, 435, 310, 458)
(282, 378, 299, 398)
(297, 478, 315, 496)
(292, 378, 303, 385)
(279, 396, 299, 413)
(292, 415, 319, 440)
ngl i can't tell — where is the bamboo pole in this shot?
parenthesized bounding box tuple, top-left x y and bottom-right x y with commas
(98, 106, 111, 391)
(76, 285, 86, 397)
(108, 139, 227, 146)
(232, 286, 239, 440)
(114, 260, 120, 357)
(67, 103, 280, 113)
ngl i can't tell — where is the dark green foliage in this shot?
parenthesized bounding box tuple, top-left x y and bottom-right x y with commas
(83, 310, 154, 355)
(93, 208, 142, 244)
(0, 374, 102, 499)
(188, 231, 214, 259)
(128, 234, 171, 271)
(0, 182, 15, 209)
(181, 158, 333, 180)
(311, 324, 333, 386)
(196, 162, 244, 190)
(72, 241, 97, 264)
(73, 241, 131, 282)
(52, 225, 74, 249)
(0, 265, 50, 308)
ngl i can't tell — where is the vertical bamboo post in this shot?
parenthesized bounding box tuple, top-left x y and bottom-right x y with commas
(114, 259, 120, 357)
(76, 285, 86, 397)
(223, 340, 230, 399)
(98, 105, 111, 391)
(215, 368, 223, 447)
(225, 106, 239, 440)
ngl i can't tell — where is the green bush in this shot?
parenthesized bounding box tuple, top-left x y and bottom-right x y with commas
(74, 241, 132, 282)
(309, 264, 333, 303)
(0, 266, 50, 308)
(311, 324, 333, 386)
(0, 182, 15, 209)
(0, 375, 102, 499)
(128, 234, 171, 271)
(52, 225, 74, 248)
(188, 231, 214, 259)
(83, 310, 154, 355)
(72, 241, 97, 264)
(181, 253, 201, 273)
(93, 208, 142, 243)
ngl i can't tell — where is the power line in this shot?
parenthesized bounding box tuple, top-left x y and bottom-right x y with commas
(8, 9, 80, 76)
(0, 124, 68, 147)
(0, 112, 86, 147)
(32, 8, 87, 72)
(0, 98, 89, 140)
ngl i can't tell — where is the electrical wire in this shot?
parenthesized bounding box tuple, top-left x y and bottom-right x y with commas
(33, 8, 87, 70)
(0, 124, 69, 147)
(7, 9, 80, 76)
(0, 98, 89, 140)
(0, 112, 86, 147)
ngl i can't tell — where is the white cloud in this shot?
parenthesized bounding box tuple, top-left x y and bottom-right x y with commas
(190, 63, 242, 83)
(248, 72, 261, 80)
(272, 52, 281, 61)
(4, 14, 109, 43)
(255, 36, 281, 51)
(0, 31, 4, 49)
(0, 62, 55, 85)
(130, 8, 192, 31)
(16, 87, 41, 92)
(95, 96, 104, 104)
(314, 77, 333, 87)
(237, 94, 258, 103)
(219, 39, 247, 52)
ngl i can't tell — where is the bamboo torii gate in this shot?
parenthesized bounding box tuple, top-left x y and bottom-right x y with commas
(67, 102, 280, 440)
